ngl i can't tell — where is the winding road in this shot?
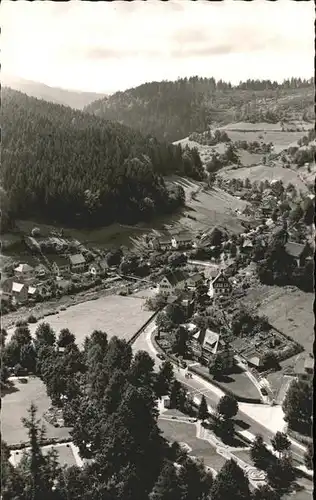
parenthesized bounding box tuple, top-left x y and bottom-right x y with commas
(132, 317, 308, 465)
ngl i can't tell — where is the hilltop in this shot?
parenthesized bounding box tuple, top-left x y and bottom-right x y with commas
(1, 88, 204, 229)
(85, 77, 314, 142)
(2, 75, 106, 110)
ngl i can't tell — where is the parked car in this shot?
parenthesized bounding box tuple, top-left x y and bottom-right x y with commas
(260, 387, 268, 395)
(157, 353, 165, 360)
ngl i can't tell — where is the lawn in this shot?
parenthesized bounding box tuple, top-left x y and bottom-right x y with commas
(7, 294, 152, 347)
(242, 285, 314, 353)
(1, 377, 71, 446)
(158, 419, 227, 472)
(191, 364, 262, 402)
(220, 164, 308, 191)
(11, 443, 77, 468)
(167, 176, 248, 234)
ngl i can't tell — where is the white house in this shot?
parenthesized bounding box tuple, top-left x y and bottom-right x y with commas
(14, 263, 34, 280)
(158, 270, 189, 295)
(171, 233, 193, 250)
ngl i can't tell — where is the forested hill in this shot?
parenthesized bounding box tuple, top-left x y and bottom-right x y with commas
(85, 77, 314, 142)
(1, 88, 204, 228)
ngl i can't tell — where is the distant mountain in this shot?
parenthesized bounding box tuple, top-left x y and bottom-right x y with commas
(1, 88, 204, 228)
(85, 77, 314, 142)
(2, 75, 107, 110)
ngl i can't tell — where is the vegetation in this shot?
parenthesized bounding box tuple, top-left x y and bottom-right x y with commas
(2, 88, 204, 228)
(282, 378, 312, 435)
(85, 77, 314, 142)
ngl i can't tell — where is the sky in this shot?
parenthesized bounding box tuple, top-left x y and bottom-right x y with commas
(1, 0, 314, 94)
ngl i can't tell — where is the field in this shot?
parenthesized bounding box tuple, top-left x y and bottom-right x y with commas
(1, 377, 71, 446)
(242, 285, 314, 353)
(158, 418, 226, 472)
(220, 164, 308, 191)
(166, 177, 248, 234)
(7, 294, 152, 346)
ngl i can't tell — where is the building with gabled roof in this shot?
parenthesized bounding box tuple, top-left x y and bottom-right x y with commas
(158, 270, 189, 295)
(171, 232, 193, 250)
(69, 253, 86, 272)
(11, 282, 28, 304)
(211, 270, 232, 296)
(285, 241, 312, 268)
(14, 263, 34, 280)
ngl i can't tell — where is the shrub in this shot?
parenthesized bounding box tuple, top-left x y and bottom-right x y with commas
(16, 319, 28, 327)
(27, 314, 38, 324)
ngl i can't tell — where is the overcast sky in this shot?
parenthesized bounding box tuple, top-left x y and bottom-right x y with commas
(1, 0, 314, 94)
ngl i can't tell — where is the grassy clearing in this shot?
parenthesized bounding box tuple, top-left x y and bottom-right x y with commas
(1, 377, 71, 446)
(11, 443, 77, 468)
(7, 295, 152, 347)
(220, 164, 308, 191)
(191, 364, 261, 402)
(242, 285, 314, 353)
(167, 177, 248, 234)
(158, 419, 226, 471)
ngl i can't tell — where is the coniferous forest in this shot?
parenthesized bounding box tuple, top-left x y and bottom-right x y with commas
(1, 88, 204, 228)
(85, 77, 314, 142)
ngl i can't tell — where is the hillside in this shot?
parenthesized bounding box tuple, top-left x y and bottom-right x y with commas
(2, 75, 106, 110)
(85, 77, 314, 142)
(1, 88, 204, 229)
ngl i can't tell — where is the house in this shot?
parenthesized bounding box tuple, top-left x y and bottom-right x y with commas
(247, 355, 264, 369)
(241, 239, 253, 253)
(191, 328, 234, 367)
(151, 235, 172, 251)
(178, 290, 195, 318)
(49, 256, 71, 276)
(211, 270, 232, 296)
(27, 286, 38, 300)
(89, 260, 107, 277)
(11, 282, 28, 304)
(158, 270, 189, 295)
(294, 354, 314, 380)
(171, 232, 192, 250)
(14, 263, 34, 280)
(285, 241, 312, 268)
(185, 272, 204, 289)
(34, 264, 50, 278)
(69, 254, 86, 273)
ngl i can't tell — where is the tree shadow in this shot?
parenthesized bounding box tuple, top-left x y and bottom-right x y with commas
(234, 418, 250, 430)
(214, 374, 235, 383)
(1, 380, 20, 397)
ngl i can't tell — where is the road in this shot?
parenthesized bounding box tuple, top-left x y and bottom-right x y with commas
(132, 319, 307, 464)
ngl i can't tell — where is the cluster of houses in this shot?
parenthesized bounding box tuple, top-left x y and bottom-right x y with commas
(157, 268, 232, 298)
(156, 267, 235, 368)
(0, 252, 109, 305)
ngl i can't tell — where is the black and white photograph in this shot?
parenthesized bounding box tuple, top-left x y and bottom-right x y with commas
(0, 1, 314, 499)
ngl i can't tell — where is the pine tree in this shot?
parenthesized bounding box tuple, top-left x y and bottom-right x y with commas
(178, 456, 213, 500)
(198, 395, 209, 422)
(271, 432, 291, 458)
(149, 461, 181, 500)
(155, 361, 174, 398)
(210, 459, 251, 500)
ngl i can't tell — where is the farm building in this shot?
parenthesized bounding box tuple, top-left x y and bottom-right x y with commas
(158, 270, 189, 295)
(69, 254, 86, 273)
(14, 263, 34, 280)
(11, 282, 28, 304)
(171, 232, 193, 250)
(285, 241, 313, 268)
(211, 270, 232, 296)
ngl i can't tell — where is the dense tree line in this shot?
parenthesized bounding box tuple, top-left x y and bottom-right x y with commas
(85, 76, 314, 142)
(1, 88, 204, 229)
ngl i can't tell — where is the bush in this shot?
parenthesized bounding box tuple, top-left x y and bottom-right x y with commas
(16, 319, 28, 327)
(27, 314, 38, 324)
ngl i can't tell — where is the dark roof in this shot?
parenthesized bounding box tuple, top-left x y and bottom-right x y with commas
(212, 270, 230, 285)
(178, 289, 195, 302)
(46, 255, 70, 267)
(173, 232, 192, 242)
(69, 253, 86, 265)
(187, 272, 204, 283)
(162, 270, 189, 286)
(285, 241, 305, 258)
